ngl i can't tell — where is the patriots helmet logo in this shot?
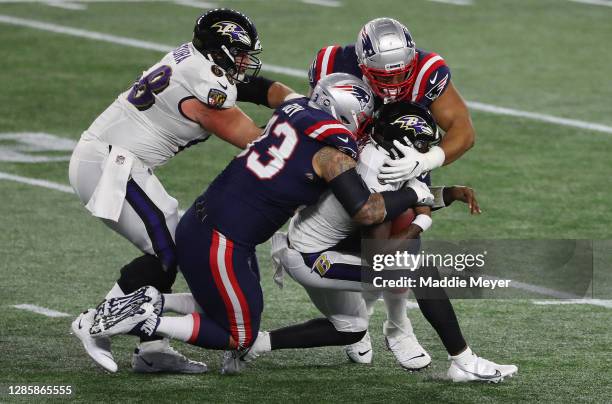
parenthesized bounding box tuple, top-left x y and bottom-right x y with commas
(392, 115, 435, 138)
(211, 21, 252, 46)
(334, 85, 372, 110)
(360, 30, 376, 58)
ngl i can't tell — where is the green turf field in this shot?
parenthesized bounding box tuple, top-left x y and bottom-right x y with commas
(1, 1, 611, 402)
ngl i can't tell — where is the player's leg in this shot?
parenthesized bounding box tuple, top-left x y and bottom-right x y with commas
(272, 232, 427, 368)
(380, 288, 431, 370)
(244, 288, 368, 364)
(168, 207, 264, 351)
(68, 141, 203, 373)
(413, 265, 517, 382)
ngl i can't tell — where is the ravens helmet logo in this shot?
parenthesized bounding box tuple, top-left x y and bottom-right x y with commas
(211, 21, 252, 46)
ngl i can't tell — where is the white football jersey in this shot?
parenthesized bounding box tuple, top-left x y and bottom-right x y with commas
(81, 42, 237, 168)
(289, 142, 402, 253)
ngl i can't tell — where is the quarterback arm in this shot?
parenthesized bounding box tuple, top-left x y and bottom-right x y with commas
(312, 147, 431, 226)
(430, 82, 476, 165)
(181, 99, 262, 148)
(433, 185, 481, 214)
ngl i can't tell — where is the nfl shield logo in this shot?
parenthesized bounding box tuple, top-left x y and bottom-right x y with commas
(115, 155, 125, 165)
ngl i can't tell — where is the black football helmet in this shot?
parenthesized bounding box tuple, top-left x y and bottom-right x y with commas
(192, 8, 262, 83)
(372, 101, 441, 158)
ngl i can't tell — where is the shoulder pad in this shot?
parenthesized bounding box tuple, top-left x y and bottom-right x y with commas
(180, 53, 237, 109)
(308, 45, 343, 89)
(304, 118, 358, 160)
(410, 51, 451, 107)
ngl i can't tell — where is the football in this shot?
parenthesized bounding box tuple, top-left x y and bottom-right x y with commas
(390, 208, 416, 236)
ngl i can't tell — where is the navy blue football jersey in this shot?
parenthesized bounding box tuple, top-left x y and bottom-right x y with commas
(308, 44, 451, 109)
(199, 97, 359, 246)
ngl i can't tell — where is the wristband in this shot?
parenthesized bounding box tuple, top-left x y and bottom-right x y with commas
(412, 214, 433, 232)
(430, 186, 446, 209)
(424, 146, 445, 171)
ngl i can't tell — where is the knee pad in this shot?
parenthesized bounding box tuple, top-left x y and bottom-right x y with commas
(117, 254, 177, 294)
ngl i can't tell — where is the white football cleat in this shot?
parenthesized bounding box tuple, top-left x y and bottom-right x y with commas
(448, 347, 518, 383)
(90, 302, 157, 338)
(242, 331, 271, 362)
(97, 286, 163, 319)
(385, 332, 431, 371)
(132, 339, 207, 374)
(220, 350, 247, 375)
(71, 309, 117, 373)
(345, 331, 373, 364)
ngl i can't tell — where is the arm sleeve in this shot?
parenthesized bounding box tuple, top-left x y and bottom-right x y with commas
(236, 75, 275, 107)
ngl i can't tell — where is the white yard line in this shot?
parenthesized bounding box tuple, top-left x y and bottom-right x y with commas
(427, 0, 473, 5)
(484, 275, 582, 300)
(1, 15, 611, 135)
(12, 304, 71, 317)
(0, 171, 186, 215)
(0, 171, 75, 194)
(301, 0, 342, 7)
(44, 1, 87, 10)
(0, 0, 218, 7)
(568, 0, 612, 7)
(533, 299, 612, 309)
(172, 0, 218, 8)
(467, 101, 612, 134)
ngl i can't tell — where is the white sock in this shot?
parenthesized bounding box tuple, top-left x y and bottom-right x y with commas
(382, 290, 414, 338)
(155, 315, 195, 342)
(257, 331, 272, 352)
(450, 346, 475, 365)
(361, 289, 381, 316)
(163, 293, 202, 314)
(105, 283, 125, 300)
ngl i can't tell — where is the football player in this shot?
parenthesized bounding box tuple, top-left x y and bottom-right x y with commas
(69, 8, 295, 373)
(86, 73, 436, 373)
(241, 101, 517, 383)
(308, 17, 477, 362)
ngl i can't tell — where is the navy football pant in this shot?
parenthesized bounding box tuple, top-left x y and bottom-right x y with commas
(176, 206, 263, 349)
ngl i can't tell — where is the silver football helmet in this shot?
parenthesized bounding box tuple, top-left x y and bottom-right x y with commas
(309, 73, 375, 137)
(355, 17, 417, 103)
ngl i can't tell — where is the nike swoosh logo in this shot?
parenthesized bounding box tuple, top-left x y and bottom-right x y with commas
(100, 352, 114, 360)
(338, 136, 349, 143)
(429, 72, 438, 84)
(407, 353, 426, 361)
(358, 350, 371, 357)
(78, 318, 83, 329)
(217, 81, 228, 90)
(465, 369, 502, 380)
(139, 357, 154, 367)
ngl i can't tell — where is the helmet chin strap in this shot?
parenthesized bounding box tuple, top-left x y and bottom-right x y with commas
(220, 45, 234, 62)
